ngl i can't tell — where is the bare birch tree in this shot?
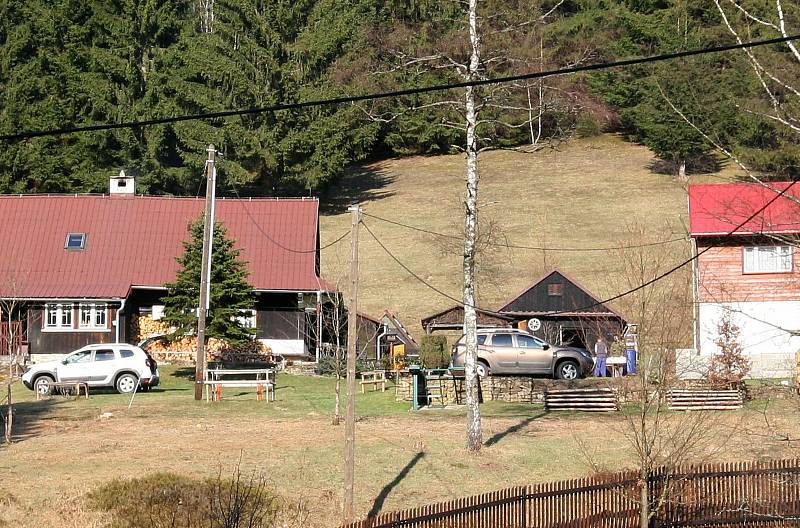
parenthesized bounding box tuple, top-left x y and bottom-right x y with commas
(461, 0, 484, 453)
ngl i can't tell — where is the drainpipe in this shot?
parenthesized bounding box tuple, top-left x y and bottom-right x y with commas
(376, 323, 389, 364)
(115, 298, 127, 343)
(316, 290, 322, 362)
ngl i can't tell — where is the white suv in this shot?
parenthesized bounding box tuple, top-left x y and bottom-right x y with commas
(22, 344, 160, 395)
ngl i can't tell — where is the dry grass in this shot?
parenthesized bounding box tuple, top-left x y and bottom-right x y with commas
(320, 134, 741, 336)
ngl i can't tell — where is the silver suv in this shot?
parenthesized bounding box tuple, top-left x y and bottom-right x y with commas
(451, 328, 594, 380)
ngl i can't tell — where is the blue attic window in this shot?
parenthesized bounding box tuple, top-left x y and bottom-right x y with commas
(65, 233, 86, 250)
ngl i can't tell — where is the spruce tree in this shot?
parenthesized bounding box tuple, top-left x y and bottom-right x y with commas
(163, 217, 256, 344)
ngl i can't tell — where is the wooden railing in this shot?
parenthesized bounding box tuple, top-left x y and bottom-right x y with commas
(0, 321, 22, 356)
(343, 459, 800, 528)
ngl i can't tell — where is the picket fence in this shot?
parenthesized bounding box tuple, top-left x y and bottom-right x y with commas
(343, 458, 800, 528)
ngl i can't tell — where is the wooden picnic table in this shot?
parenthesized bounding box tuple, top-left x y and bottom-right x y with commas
(37, 381, 89, 400)
(204, 368, 275, 402)
(360, 370, 386, 393)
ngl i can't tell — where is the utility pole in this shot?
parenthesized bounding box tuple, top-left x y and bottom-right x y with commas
(194, 144, 217, 401)
(343, 204, 361, 522)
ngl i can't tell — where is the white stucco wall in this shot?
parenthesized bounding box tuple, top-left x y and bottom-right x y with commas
(698, 301, 800, 379)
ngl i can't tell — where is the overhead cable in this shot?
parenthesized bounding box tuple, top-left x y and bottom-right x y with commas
(362, 179, 799, 316)
(362, 211, 686, 252)
(1, 34, 798, 142)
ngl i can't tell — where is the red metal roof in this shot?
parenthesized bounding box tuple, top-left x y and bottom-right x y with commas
(689, 182, 800, 236)
(0, 194, 331, 298)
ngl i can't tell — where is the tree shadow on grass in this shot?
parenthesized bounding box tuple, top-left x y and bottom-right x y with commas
(319, 164, 396, 215)
(367, 451, 425, 519)
(2, 398, 68, 445)
(484, 412, 547, 447)
(171, 367, 197, 381)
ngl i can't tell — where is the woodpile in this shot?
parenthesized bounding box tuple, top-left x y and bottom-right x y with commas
(544, 388, 619, 412)
(133, 314, 272, 364)
(667, 389, 743, 410)
(130, 315, 171, 343)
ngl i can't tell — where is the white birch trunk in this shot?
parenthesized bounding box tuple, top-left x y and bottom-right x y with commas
(463, 0, 483, 453)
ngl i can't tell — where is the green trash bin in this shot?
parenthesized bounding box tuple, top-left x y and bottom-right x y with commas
(408, 364, 424, 411)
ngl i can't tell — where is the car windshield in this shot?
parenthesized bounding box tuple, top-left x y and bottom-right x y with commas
(64, 350, 92, 364)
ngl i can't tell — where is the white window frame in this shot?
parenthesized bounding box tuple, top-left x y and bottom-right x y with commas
(45, 303, 73, 329)
(79, 303, 107, 329)
(743, 245, 793, 274)
(64, 232, 86, 250)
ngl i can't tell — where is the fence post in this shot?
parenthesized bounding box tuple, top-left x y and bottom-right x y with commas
(520, 486, 527, 528)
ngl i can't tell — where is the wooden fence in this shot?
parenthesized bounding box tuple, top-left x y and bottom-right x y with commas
(0, 321, 22, 355)
(343, 459, 800, 528)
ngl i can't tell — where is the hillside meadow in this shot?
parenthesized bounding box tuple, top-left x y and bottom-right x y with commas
(320, 134, 740, 336)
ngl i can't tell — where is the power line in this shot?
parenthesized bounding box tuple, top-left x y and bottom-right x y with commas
(231, 187, 349, 253)
(2, 34, 798, 142)
(362, 179, 799, 316)
(362, 211, 686, 252)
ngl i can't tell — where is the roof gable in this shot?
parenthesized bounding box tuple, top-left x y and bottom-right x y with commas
(496, 269, 620, 317)
(0, 195, 327, 298)
(689, 182, 800, 236)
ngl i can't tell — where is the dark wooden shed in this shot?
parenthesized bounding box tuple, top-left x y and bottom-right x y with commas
(496, 269, 627, 350)
(421, 305, 514, 334)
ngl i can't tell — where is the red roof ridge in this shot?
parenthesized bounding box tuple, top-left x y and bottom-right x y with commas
(689, 181, 800, 236)
(0, 193, 319, 202)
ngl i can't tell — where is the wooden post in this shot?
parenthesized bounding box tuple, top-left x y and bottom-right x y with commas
(194, 145, 217, 401)
(343, 204, 361, 523)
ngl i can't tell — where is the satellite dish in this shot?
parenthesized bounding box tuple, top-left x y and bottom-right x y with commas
(528, 318, 541, 331)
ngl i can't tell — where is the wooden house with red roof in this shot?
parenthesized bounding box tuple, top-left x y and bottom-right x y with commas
(0, 172, 336, 360)
(689, 181, 800, 378)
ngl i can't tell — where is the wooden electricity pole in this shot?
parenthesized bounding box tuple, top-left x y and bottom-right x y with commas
(343, 204, 361, 522)
(194, 144, 217, 401)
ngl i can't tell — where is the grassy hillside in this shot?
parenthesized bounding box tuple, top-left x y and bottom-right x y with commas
(319, 134, 740, 337)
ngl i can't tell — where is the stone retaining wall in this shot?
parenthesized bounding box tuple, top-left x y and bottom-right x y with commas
(394, 371, 639, 405)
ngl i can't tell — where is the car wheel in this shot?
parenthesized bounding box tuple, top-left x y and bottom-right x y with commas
(115, 373, 139, 394)
(556, 360, 579, 380)
(34, 375, 54, 396)
(475, 361, 491, 378)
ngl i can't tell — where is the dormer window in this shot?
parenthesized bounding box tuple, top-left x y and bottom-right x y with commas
(65, 233, 86, 250)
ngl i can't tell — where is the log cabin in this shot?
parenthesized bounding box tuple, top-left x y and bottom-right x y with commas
(689, 181, 800, 378)
(0, 171, 336, 362)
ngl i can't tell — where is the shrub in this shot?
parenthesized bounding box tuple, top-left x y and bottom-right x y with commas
(707, 312, 751, 388)
(316, 354, 368, 376)
(419, 335, 449, 369)
(575, 113, 602, 138)
(89, 469, 281, 528)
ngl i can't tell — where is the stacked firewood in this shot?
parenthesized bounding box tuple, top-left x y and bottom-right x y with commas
(130, 315, 171, 344)
(142, 333, 272, 364)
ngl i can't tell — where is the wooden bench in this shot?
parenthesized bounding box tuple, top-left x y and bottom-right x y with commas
(360, 370, 386, 393)
(204, 368, 275, 402)
(37, 381, 89, 400)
